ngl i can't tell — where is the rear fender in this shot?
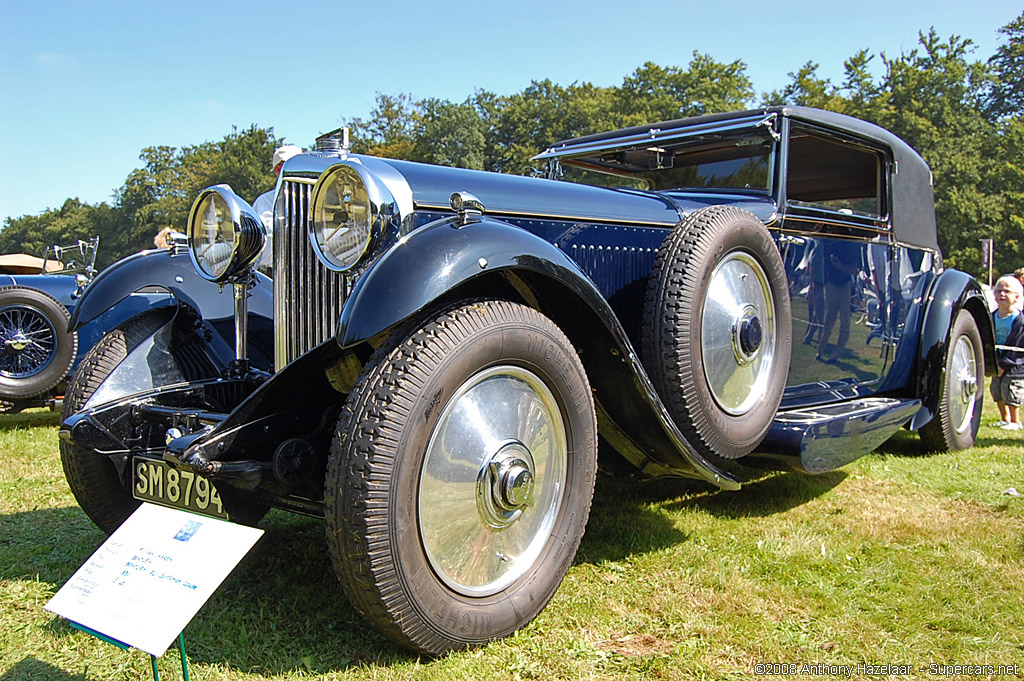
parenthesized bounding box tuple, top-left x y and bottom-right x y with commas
(908, 268, 994, 430)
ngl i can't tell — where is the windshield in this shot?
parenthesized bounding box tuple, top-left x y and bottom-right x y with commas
(556, 132, 774, 192)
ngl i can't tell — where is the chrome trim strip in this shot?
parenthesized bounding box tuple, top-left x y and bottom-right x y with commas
(782, 214, 890, 235)
(410, 201, 678, 228)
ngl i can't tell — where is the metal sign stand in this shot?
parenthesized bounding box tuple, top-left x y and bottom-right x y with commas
(69, 621, 189, 681)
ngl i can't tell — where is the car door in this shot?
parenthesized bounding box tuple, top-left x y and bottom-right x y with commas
(775, 120, 896, 406)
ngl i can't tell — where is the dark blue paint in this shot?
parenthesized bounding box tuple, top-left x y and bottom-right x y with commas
(336, 214, 739, 489)
(1, 271, 170, 375)
(70, 248, 273, 335)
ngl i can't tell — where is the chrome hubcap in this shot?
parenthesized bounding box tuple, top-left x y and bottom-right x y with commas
(950, 335, 978, 433)
(419, 366, 566, 597)
(701, 252, 777, 415)
(733, 304, 763, 364)
(477, 441, 536, 529)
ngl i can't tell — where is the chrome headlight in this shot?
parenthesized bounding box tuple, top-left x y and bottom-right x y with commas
(187, 185, 266, 283)
(310, 163, 396, 272)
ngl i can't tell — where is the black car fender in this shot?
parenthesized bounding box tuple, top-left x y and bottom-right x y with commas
(68, 248, 273, 335)
(908, 268, 995, 430)
(335, 214, 740, 490)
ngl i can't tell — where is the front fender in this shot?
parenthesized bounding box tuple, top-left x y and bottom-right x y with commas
(336, 215, 739, 490)
(909, 268, 993, 430)
(339, 216, 598, 348)
(338, 216, 588, 348)
(69, 248, 273, 332)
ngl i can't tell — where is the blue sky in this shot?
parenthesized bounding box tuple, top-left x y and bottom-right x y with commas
(1, 0, 1020, 231)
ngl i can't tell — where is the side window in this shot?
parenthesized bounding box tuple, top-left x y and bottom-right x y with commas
(786, 128, 886, 219)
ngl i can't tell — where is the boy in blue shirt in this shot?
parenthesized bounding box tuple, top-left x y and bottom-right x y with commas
(990, 275, 1024, 430)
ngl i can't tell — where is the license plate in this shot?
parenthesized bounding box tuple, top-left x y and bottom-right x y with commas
(132, 458, 229, 520)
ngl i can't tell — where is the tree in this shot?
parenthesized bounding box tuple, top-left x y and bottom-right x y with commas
(0, 199, 125, 269)
(840, 50, 882, 120)
(988, 11, 1024, 118)
(982, 13, 1024, 274)
(345, 93, 421, 160)
(616, 54, 753, 124)
(870, 31, 1000, 273)
(414, 99, 487, 170)
(477, 79, 619, 175)
(115, 125, 279, 255)
(762, 61, 847, 111)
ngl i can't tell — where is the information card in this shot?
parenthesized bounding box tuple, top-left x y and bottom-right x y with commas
(46, 503, 264, 657)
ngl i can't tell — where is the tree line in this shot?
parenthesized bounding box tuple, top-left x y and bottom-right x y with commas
(2, 12, 1022, 276)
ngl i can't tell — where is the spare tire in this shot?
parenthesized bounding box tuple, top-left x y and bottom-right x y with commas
(0, 286, 77, 400)
(641, 205, 791, 460)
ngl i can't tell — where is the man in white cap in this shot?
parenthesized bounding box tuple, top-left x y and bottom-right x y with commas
(253, 144, 302, 271)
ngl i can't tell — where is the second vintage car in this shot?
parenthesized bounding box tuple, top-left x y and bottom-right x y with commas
(58, 107, 992, 654)
(0, 238, 170, 412)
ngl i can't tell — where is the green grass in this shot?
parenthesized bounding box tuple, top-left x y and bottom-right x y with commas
(2, 405, 1023, 680)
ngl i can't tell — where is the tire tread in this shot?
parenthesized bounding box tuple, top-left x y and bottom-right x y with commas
(640, 205, 791, 460)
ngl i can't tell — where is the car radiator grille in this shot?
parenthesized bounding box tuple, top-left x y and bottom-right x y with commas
(273, 179, 352, 371)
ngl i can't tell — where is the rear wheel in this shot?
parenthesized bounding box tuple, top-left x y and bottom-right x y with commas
(919, 309, 983, 451)
(325, 300, 597, 655)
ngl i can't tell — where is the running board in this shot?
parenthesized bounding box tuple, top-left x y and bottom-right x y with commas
(751, 398, 921, 474)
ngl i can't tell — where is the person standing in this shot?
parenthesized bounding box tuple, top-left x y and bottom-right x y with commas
(253, 145, 302, 271)
(816, 239, 860, 362)
(990, 275, 1024, 430)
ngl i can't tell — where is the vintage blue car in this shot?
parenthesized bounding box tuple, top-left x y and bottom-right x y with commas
(0, 239, 170, 412)
(58, 107, 992, 654)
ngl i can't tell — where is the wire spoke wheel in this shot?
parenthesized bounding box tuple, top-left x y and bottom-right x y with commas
(0, 304, 58, 378)
(0, 286, 77, 400)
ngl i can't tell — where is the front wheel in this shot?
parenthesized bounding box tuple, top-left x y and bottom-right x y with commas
(325, 300, 597, 655)
(60, 308, 268, 532)
(919, 309, 984, 451)
(59, 309, 173, 533)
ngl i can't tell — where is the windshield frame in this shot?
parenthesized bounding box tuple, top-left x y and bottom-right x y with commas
(539, 113, 778, 194)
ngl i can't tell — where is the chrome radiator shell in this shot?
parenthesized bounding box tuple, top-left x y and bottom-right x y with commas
(273, 178, 351, 371)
